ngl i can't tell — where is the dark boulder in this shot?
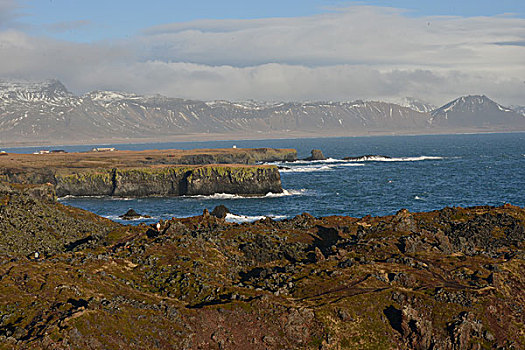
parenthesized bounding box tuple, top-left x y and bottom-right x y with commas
(211, 205, 230, 219)
(305, 149, 326, 161)
(119, 209, 150, 220)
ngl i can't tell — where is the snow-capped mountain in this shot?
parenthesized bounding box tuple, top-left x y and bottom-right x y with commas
(430, 95, 525, 128)
(0, 80, 524, 144)
(399, 97, 436, 113)
(510, 105, 525, 117)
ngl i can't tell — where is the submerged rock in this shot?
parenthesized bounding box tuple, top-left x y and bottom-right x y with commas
(119, 209, 150, 220)
(344, 154, 391, 161)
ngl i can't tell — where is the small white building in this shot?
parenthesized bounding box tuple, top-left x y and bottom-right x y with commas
(91, 147, 116, 152)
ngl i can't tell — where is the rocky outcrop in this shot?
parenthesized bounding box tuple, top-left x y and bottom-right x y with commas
(54, 165, 282, 197)
(55, 170, 114, 196)
(0, 183, 118, 257)
(211, 205, 230, 219)
(119, 209, 150, 220)
(0, 148, 291, 197)
(304, 149, 326, 161)
(0, 201, 523, 349)
(344, 154, 391, 161)
(174, 148, 297, 164)
(185, 166, 282, 196)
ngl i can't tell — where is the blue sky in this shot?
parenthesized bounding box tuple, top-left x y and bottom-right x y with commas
(1, 0, 524, 105)
(18, 0, 525, 42)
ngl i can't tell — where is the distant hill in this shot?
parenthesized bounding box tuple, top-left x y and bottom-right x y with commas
(0, 80, 524, 145)
(430, 95, 525, 129)
(510, 105, 525, 117)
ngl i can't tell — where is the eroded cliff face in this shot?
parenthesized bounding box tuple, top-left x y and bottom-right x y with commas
(53, 165, 282, 197)
(0, 148, 290, 197)
(185, 166, 282, 196)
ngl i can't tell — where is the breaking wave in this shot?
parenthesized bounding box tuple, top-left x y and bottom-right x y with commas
(279, 163, 364, 173)
(184, 188, 308, 200)
(105, 214, 158, 221)
(225, 213, 289, 223)
(345, 155, 443, 162)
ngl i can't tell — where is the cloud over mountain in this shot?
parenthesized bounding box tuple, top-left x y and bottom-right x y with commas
(0, 4, 523, 105)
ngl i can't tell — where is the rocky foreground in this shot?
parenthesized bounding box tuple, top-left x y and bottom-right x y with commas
(0, 184, 524, 349)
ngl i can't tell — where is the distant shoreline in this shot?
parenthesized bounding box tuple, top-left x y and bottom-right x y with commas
(1, 129, 524, 150)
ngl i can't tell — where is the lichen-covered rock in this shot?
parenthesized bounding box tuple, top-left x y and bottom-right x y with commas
(0, 184, 118, 257)
(0, 203, 523, 349)
(185, 166, 282, 196)
(52, 165, 282, 197)
(55, 170, 114, 196)
(113, 167, 188, 197)
(0, 148, 293, 198)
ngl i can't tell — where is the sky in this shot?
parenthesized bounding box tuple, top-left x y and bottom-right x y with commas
(0, 0, 524, 105)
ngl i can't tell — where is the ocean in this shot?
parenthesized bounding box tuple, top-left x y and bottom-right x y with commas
(7, 132, 525, 224)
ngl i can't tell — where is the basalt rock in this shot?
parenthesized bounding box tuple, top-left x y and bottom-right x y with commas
(119, 209, 150, 220)
(0, 201, 523, 349)
(184, 166, 282, 196)
(344, 154, 392, 161)
(304, 149, 326, 161)
(211, 205, 230, 219)
(0, 184, 118, 257)
(53, 165, 283, 197)
(0, 148, 292, 198)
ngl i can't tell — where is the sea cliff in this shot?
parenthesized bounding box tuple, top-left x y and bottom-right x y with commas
(0, 148, 291, 197)
(53, 165, 282, 197)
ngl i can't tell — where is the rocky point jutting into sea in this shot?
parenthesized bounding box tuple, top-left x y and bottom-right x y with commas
(0, 182, 523, 349)
(0, 147, 296, 197)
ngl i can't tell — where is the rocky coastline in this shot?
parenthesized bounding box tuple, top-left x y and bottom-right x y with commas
(0, 183, 523, 349)
(52, 165, 282, 197)
(0, 148, 293, 197)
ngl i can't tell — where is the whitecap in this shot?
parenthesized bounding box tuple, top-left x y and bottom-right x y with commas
(187, 193, 246, 200)
(225, 213, 266, 223)
(183, 188, 308, 200)
(58, 195, 108, 200)
(279, 162, 365, 173)
(336, 163, 365, 167)
(279, 165, 333, 173)
(346, 155, 443, 162)
(225, 213, 289, 223)
(104, 214, 157, 221)
(277, 157, 345, 165)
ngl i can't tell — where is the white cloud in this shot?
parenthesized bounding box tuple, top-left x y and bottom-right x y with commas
(0, 5, 524, 106)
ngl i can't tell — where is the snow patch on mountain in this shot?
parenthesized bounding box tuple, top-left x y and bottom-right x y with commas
(398, 97, 436, 113)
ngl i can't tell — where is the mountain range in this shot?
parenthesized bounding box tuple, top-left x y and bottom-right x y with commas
(0, 79, 524, 145)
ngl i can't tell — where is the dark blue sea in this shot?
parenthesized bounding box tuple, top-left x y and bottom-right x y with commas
(6, 133, 525, 224)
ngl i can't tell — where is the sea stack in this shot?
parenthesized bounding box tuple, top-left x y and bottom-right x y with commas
(305, 149, 326, 161)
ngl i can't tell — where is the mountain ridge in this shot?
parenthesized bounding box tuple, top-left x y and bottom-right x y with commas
(1, 80, 524, 145)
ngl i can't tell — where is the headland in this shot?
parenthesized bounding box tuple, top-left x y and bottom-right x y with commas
(0, 147, 296, 197)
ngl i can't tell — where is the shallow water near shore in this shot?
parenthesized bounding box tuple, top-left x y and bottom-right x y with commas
(13, 132, 523, 224)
